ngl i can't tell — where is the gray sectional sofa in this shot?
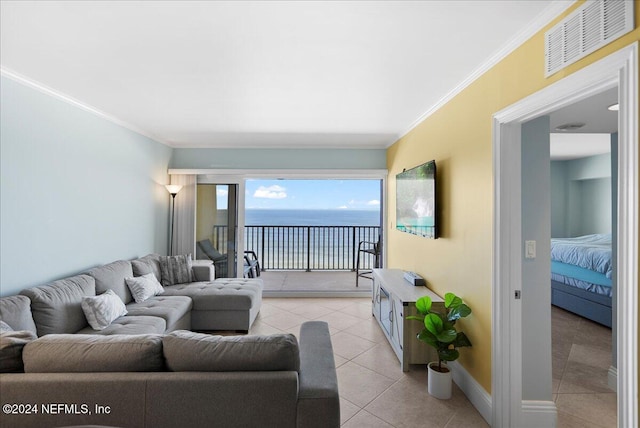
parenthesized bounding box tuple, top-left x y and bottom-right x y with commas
(0, 322, 339, 428)
(0, 254, 341, 427)
(10, 254, 263, 336)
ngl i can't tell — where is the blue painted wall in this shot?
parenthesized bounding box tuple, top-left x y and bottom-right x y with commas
(550, 151, 612, 238)
(170, 147, 387, 170)
(0, 77, 173, 296)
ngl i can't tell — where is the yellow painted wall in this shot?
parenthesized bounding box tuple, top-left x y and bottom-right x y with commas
(386, 1, 640, 393)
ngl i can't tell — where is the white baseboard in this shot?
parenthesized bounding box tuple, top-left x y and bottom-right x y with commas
(607, 365, 617, 392)
(521, 400, 558, 428)
(449, 361, 492, 424)
(449, 361, 559, 427)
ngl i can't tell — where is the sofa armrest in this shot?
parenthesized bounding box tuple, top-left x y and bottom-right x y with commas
(191, 260, 215, 282)
(297, 321, 340, 428)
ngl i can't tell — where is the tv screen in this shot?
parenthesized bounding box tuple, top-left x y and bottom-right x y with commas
(396, 160, 438, 239)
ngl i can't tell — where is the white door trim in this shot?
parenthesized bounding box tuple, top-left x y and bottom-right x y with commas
(492, 43, 638, 427)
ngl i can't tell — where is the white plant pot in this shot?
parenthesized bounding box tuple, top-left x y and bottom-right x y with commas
(427, 362, 452, 399)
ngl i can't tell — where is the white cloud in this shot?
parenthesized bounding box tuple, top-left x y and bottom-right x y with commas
(337, 205, 348, 209)
(367, 199, 380, 206)
(217, 188, 228, 196)
(254, 185, 287, 199)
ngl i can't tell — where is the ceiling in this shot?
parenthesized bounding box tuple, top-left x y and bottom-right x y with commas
(549, 88, 618, 160)
(0, 0, 579, 149)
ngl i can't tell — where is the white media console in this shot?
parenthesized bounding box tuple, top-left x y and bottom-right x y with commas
(371, 269, 444, 371)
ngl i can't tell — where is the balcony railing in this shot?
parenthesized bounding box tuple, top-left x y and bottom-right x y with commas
(211, 225, 380, 271)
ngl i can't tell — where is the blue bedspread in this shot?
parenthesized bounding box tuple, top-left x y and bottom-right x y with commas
(550, 234, 612, 279)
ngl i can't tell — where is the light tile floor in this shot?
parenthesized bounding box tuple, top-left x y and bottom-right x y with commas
(250, 296, 618, 427)
(251, 297, 489, 427)
(552, 306, 616, 428)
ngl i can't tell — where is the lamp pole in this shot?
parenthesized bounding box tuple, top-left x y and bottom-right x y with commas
(165, 185, 183, 255)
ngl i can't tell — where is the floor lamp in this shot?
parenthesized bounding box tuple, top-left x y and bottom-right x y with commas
(165, 184, 183, 255)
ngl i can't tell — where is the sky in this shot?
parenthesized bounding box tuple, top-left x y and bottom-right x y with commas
(233, 179, 381, 210)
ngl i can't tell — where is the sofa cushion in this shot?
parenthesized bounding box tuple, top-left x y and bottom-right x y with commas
(0, 295, 37, 335)
(20, 274, 96, 336)
(126, 273, 165, 303)
(23, 334, 164, 373)
(163, 279, 262, 311)
(131, 253, 162, 282)
(81, 290, 128, 330)
(0, 330, 37, 372)
(159, 254, 193, 286)
(86, 260, 134, 304)
(125, 296, 192, 331)
(163, 330, 299, 372)
(76, 315, 166, 335)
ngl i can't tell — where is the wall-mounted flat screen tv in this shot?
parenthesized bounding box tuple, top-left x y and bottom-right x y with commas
(396, 160, 438, 239)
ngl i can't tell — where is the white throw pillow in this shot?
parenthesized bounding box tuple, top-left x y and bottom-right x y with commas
(125, 273, 165, 303)
(81, 290, 127, 330)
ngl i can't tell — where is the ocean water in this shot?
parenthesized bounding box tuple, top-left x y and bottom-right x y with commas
(245, 209, 380, 226)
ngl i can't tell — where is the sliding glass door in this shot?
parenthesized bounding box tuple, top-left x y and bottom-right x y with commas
(195, 183, 239, 278)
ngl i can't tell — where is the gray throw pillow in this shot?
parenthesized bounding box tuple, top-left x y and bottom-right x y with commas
(131, 253, 162, 282)
(0, 320, 13, 332)
(0, 330, 37, 373)
(159, 254, 193, 286)
(163, 330, 300, 372)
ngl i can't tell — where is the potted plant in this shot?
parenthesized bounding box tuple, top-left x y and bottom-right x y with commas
(408, 292, 472, 399)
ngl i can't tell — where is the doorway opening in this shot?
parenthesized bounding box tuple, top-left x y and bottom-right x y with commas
(491, 44, 637, 428)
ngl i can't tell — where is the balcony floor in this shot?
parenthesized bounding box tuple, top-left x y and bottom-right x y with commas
(259, 270, 373, 297)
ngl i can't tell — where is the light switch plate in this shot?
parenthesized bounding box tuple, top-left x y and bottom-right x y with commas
(525, 240, 536, 259)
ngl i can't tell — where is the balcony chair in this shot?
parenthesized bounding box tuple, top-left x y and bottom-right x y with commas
(243, 250, 261, 278)
(196, 239, 228, 278)
(356, 237, 382, 287)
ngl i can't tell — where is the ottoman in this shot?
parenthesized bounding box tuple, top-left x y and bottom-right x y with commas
(163, 278, 263, 332)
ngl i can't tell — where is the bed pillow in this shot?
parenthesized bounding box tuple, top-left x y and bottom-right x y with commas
(0, 330, 37, 373)
(159, 254, 193, 286)
(125, 273, 164, 303)
(81, 290, 127, 331)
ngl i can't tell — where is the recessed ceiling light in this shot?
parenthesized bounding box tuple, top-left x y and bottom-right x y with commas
(555, 122, 586, 132)
(608, 103, 619, 111)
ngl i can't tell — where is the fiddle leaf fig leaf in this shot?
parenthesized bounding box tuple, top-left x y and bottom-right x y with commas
(445, 293, 462, 309)
(448, 304, 472, 321)
(453, 332, 473, 348)
(424, 313, 443, 336)
(415, 296, 432, 315)
(417, 329, 438, 348)
(435, 328, 457, 343)
(439, 348, 460, 362)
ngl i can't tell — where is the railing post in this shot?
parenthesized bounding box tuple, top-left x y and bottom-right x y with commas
(306, 227, 311, 272)
(260, 227, 265, 271)
(351, 227, 357, 271)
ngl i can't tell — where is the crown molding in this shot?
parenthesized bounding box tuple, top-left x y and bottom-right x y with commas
(395, 0, 576, 145)
(0, 67, 169, 147)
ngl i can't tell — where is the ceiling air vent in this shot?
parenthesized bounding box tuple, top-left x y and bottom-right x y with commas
(545, 0, 634, 77)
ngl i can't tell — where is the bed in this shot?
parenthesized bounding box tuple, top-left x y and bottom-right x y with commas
(550, 233, 613, 328)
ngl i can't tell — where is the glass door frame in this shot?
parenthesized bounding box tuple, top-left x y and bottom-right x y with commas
(197, 174, 246, 279)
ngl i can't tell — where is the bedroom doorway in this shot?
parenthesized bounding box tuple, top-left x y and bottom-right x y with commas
(491, 43, 637, 428)
(547, 91, 618, 427)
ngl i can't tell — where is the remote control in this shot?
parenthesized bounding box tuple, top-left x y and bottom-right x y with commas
(403, 271, 426, 286)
